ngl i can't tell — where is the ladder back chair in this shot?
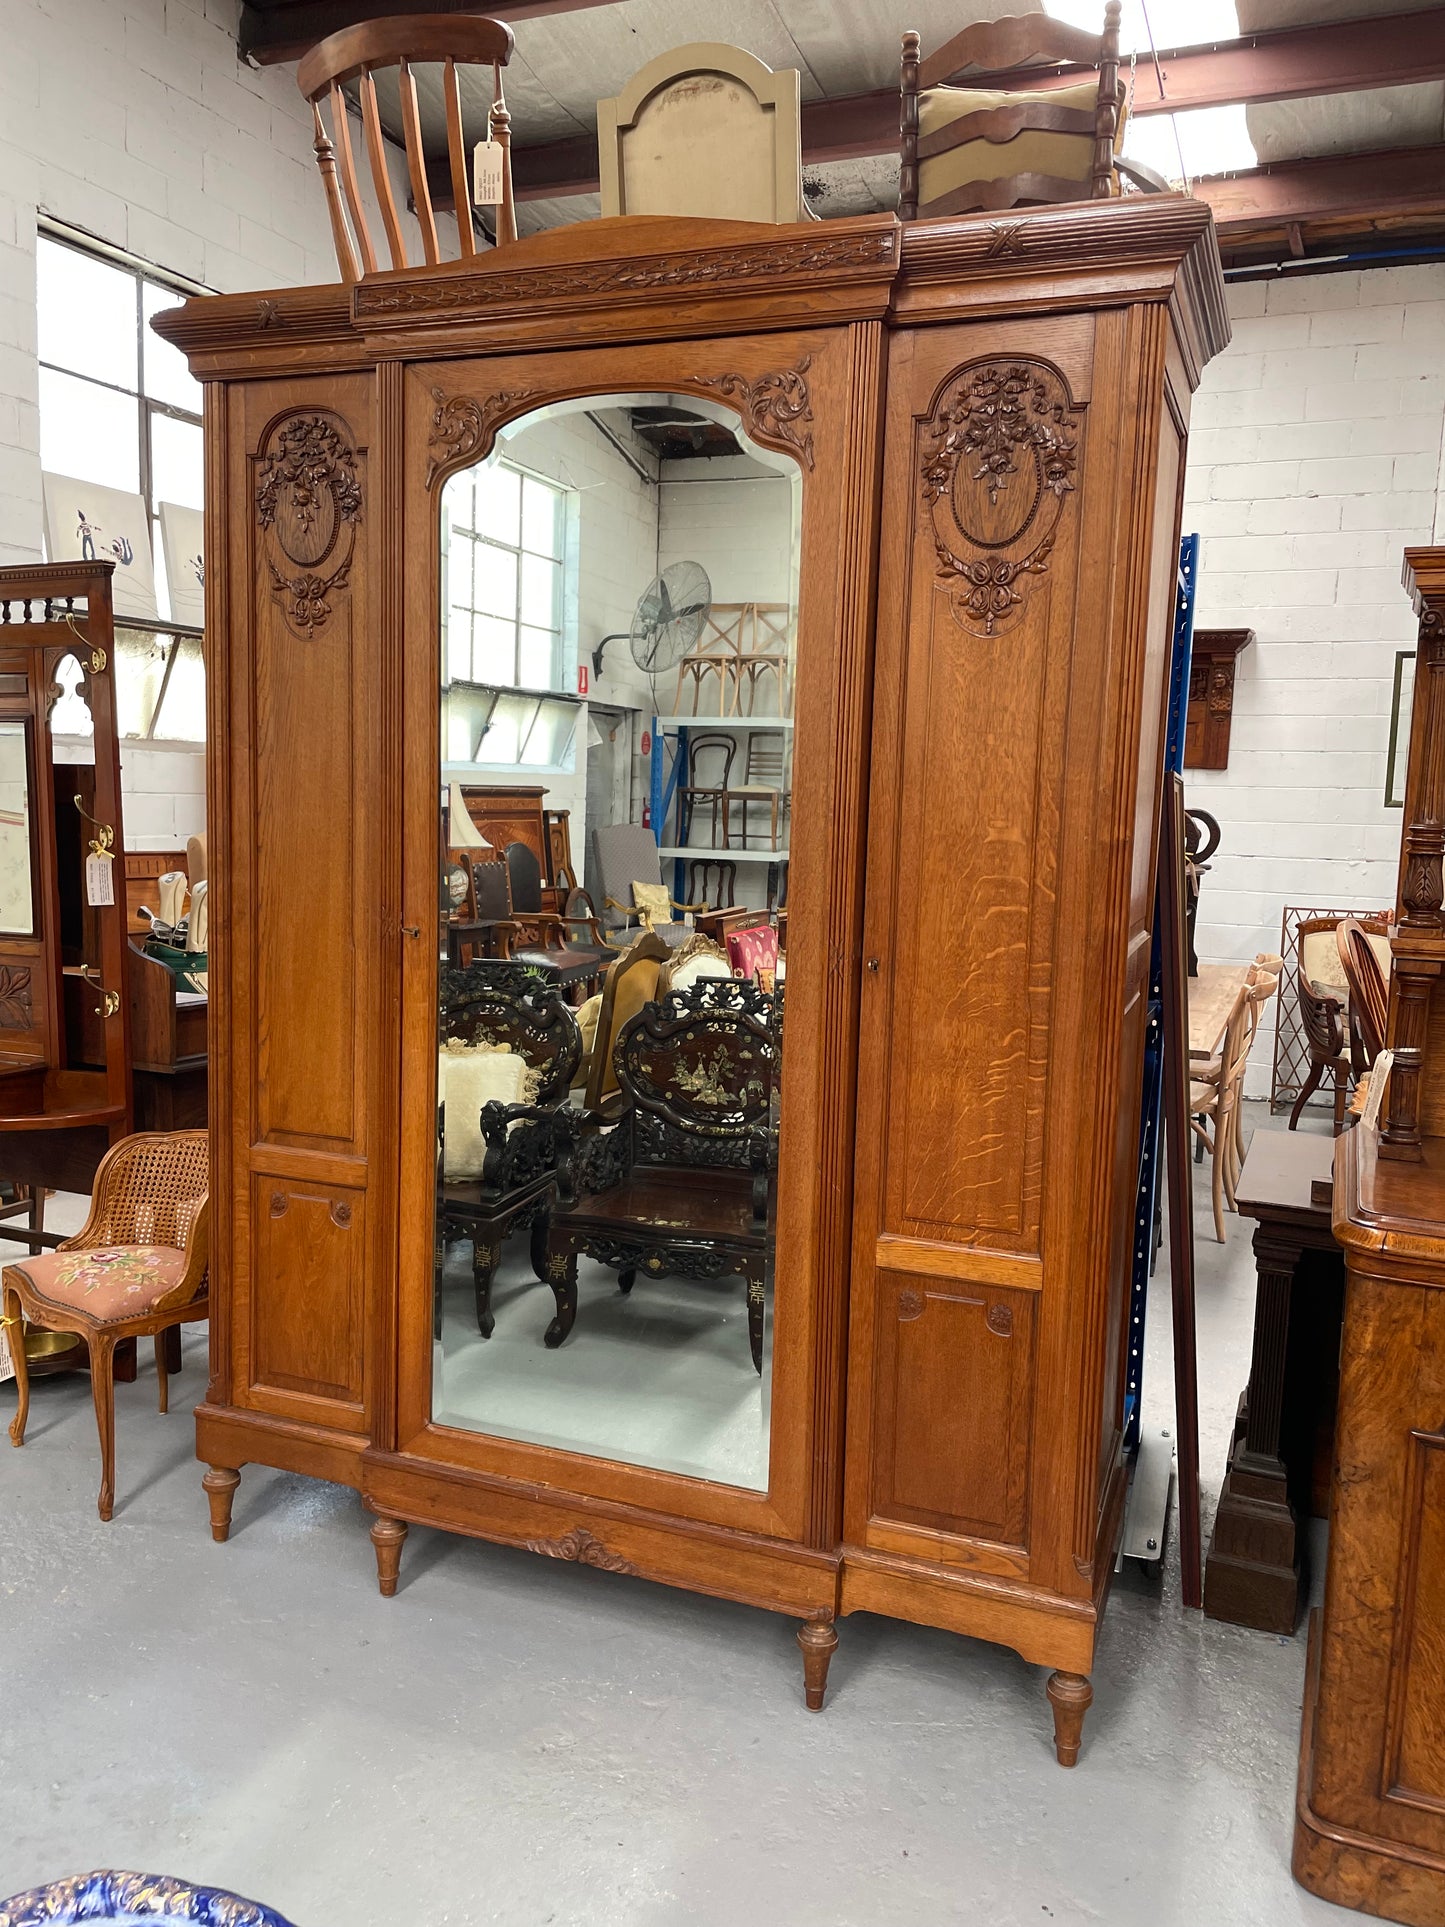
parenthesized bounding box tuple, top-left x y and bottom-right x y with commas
(899, 4, 1159, 219)
(297, 12, 518, 281)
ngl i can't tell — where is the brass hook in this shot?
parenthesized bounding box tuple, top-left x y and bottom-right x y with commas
(59, 609, 106, 673)
(73, 795, 115, 860)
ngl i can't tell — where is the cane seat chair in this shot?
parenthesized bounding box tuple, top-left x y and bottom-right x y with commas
(3, 1130, 209, 1521)
(899, 4, 1163, 221)
(297, 12, 518, 281)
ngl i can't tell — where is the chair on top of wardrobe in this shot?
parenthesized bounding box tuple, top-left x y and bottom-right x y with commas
(4, 1129, 208, 1521)
(898, 3, 1166, 221)
(1290, 915, 1369, 1132)
(297, 12, 519, 279)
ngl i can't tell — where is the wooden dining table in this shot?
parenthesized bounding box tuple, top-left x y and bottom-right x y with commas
(1189, 960, 1254, 1060)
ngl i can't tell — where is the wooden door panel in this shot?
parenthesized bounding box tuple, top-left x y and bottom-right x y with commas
(882, 342, 1091, 1255)
(249, 405, 369, 1153)
(870, 1270, 1036, 1553)
(249, 1177, 366, 1417)
(1385, 1429, 1445, 1812)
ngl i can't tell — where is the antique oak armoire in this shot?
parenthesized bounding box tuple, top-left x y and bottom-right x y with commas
(155, 197, 1227, 1766)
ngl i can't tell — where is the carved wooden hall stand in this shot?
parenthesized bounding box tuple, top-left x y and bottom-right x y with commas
(155, 198, 1228, 1766)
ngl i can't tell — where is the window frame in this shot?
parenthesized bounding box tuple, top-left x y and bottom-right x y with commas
(36, 221, 210, 745)
(446, 455, 571, 695)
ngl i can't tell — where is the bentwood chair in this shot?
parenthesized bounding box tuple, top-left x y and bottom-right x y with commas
(1189, 966, 1280, 1243)
(4, 1130, 209, 1521)
(297, 13, 518, 280)
(898, 4, 1165, 220)
(1337, 916, 1392, 1067)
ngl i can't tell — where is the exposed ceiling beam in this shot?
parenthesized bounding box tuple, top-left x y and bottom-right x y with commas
(497, 8, 1445, 201)
(1196, 144, 1445, 239)
(240, 0, 621, 65)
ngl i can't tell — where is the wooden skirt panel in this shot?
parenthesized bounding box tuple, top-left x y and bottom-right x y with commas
(361, 1449, 840, 1620)
(195, 1400, 367, 1489)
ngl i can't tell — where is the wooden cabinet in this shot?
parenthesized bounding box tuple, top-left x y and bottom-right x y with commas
(156, 198, 1227, 1763)
(1294, 551, 1445, 1921)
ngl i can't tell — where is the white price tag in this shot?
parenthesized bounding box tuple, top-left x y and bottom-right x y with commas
(473, 140, 505, 207)
(85, 853, 115, 908)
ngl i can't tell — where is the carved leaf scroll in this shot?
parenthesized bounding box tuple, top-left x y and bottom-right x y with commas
(921, 359, 1080, 638)
(425, 386, 540, 489)
(254, 413, 362, 641)
(696, 358, 816, 472)
(0, 964, 33, 1031)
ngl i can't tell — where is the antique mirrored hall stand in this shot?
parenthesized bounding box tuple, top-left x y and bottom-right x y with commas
(155, 195, 1228, 1765)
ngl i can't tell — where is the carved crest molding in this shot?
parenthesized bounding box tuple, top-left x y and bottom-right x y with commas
(254, 413, 362, 640)
(696, 358, 815, 472)
(920, 359, 1080, 639)
(425, 386, 539, 489)
(355, 228, 899, 321)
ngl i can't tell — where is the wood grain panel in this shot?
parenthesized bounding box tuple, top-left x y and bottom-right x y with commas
(882, 343, 1090, 1252)
(1387, 1430, 1445, 1811)
(250, 1178, 366, 1411)
(250, 405, 366, 1149)
(871, 1271, 1036, 1550)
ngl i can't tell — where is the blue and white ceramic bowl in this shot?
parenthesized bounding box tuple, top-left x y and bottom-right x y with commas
(0, 1872, 296, 1927)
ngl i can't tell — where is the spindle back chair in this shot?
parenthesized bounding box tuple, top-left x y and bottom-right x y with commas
(297, 13, 517, 282)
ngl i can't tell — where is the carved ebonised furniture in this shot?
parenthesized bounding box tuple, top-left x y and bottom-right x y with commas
(548, 978, 777, 1370)
(157, 194, 1228, 1761)
(438, 963, 581, 1338)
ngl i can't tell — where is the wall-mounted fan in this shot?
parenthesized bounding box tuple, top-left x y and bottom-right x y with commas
(592, 560, 712, 682)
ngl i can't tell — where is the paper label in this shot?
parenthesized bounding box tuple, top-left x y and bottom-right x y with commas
(1363, 1049, 1393, 1131)
(85, 852, 115, 907)
(473, 140, 505, 207)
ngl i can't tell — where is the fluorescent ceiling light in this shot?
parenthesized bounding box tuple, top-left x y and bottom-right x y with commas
(1043, 0, 1257, 182)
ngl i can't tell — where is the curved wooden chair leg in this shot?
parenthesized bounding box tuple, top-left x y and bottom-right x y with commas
(154, 1331, 169, 1414)
(1211, 1124, 1227, 1243)
(5, 1286, 31, 1447)
(1289, 1059, 1323, 1130)
(89, 1332, 118, 1522)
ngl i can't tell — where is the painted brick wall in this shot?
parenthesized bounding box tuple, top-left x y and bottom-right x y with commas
(1184, 263, 1445, 1094)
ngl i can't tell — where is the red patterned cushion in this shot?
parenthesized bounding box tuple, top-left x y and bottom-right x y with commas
(725, 924, 779, 982)
(5, 1245, 196, 1324)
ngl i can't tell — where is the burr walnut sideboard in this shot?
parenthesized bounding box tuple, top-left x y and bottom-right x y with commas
(154, 199, 1228, 1765)
(1294, 549, 1445, 1921)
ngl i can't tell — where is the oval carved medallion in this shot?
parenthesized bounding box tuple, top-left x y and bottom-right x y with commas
(920, 359, 1079, 638)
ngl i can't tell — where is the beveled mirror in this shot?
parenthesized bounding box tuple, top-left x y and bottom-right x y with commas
(430, 392, 800, 1492)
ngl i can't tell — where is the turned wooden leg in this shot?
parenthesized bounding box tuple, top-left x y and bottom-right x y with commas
(202, 1465, 241, 1543)
(154, 1332, 169, 1415)
(798, 1616, 838, 1711)
(371, 1515, 408, 1597)
(544, 1233, 578, 1349)
(5, 1286, 30, 1448)
(473, 1237, 500, 1340)
(89, 1334, 118, 1523)
(1047, 1670, 1093, 1767)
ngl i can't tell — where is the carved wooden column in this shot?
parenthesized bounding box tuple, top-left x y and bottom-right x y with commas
(1382, 585, 1445, 1160)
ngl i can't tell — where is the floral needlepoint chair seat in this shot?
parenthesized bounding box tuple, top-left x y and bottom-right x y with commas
(3, 1129, 208, 1522)
(0, 1870, 296, 1926)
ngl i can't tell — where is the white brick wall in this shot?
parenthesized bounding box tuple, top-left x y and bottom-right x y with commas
(0, 0, 420, 567)
(1183, 263, 1445, 1094)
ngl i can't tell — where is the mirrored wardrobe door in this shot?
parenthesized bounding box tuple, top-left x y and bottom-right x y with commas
(430, 391, 801, 1492)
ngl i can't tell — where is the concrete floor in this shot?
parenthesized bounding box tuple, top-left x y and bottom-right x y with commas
(0, 1104, 1353, 1926)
